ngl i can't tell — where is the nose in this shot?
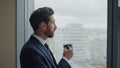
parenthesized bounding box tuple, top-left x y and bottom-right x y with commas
(54, 24, 57, 30)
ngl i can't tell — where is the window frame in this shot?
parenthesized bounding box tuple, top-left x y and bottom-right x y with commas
(108, 0, 120, 68)
(17, 0, 25, 68)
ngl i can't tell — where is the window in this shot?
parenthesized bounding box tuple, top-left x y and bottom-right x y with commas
(33, 0, 107, 68)
(17, 0, 120, 68)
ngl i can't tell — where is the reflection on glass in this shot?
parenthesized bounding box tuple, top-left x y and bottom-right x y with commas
(34, 0, 107, 68)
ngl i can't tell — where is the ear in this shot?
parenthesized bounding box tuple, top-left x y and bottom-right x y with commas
(40, 21, 47, 30)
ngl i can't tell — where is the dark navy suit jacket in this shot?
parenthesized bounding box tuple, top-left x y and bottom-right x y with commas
(20, 35, 71, 68)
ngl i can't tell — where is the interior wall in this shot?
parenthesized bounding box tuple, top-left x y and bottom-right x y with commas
(0, 0, 16, 68)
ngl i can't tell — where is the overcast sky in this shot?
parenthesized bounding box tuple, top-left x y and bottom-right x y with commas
(34, 0, 107, 29)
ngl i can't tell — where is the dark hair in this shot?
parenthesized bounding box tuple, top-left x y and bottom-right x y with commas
(29, 7, 54, 31)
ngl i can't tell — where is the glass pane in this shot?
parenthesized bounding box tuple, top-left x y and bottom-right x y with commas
(34, 0, 107, 68)
(119, 0, 120, 7)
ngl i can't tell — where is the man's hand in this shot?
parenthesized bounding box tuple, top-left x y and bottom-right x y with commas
(63, 48, 73, 60)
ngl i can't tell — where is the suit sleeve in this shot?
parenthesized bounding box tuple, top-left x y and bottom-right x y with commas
(20, 48, 47, 68)
(58, 58, 71, 68)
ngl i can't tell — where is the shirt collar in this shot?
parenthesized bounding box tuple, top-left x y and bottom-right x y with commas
(32, 34, 46, 45)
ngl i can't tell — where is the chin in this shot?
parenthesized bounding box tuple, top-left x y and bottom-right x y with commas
(48, 35, 54, 38)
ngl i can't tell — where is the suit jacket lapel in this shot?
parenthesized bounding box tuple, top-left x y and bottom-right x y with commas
(48, 49, 58, 66)
(30, 36, 56, 67)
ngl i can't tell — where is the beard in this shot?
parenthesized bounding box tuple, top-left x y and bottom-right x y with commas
(44, 30, 54, 38)
(44, 26, 56, 38)
(48, 35, 54, 38)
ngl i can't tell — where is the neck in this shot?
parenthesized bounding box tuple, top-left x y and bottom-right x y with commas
(34, 31, 47, 40)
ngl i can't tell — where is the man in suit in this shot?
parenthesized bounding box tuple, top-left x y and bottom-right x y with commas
(20, 7, 73, 68)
